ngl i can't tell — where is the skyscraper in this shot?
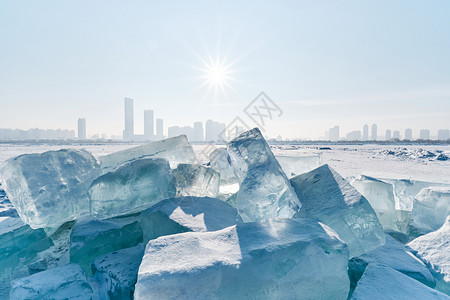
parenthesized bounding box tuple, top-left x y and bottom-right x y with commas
(329, 126, 339, 142)
(193, 122, 204, 142)
(123, 97, 134, 141)
(363, 124, 369, 141)
(144, 110, 154, 141)
(156, 118, 164, 140)
(405, 128, 412, 141)
(438, 129, 449, 141)
(420, 129, 430, 140)
(385, 129, 391, 141)
(371, 124, 377, 140)
(77, 118, 86, 140)
(205, 120, 226, 142)
(393, 130, 400, 140)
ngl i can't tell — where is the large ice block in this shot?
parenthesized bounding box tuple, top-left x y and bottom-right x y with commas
(10, 263, 93, 300)
(349, 234, 435, 289)
(70, 215, 143, 276)
(209, 148, 237, 184)
(290, 165, 385, 258)
(411, 187, 450, 234)
(99, 135, 196, 172)
(88, 158, 176, 219)
(275, 153, 321, 178)
(227, 128, 301, 222)
(351, 175, 410, 234)
(0, 149, 101, 229)
(135, 218, 349, 299)
(350, 263, 448, 300)
(408, 216, 450, 295)
(173, 164, 220, 197)
(93, 244, 144, 300)
(140, 196, 241, 243)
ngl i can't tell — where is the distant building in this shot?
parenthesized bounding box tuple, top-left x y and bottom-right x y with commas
(393, 130, 400, 140)
(193, 122, 204, 142)
(363, 124, 369, 141)
(144, 110, 154, 141)
(371, 124, 377, 140)
(385, 129, 391, 141)
(205, 120, 226, 142)
(346, 130, 361, 141)
(419, 129, 430, 140)
(437, 129, 449, 141)
(405, 128, 412, 141)
(156, 119, 164, 140)
(123, 97, 134, 141)
(77, 118, 86, 140)
(329, 126, 339, 142)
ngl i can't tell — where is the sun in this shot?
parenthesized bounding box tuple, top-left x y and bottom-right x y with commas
(197, 55, 236, 98)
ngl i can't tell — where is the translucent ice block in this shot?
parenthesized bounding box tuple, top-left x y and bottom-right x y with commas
(411, 187, 450, 234)
(275, 153, 321, 178)
(173, 164, 220, 197)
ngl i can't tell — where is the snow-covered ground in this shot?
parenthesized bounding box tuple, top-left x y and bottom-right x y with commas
(0, 143, 449, 183)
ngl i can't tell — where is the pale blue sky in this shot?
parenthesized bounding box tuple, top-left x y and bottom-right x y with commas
(1, 0, 449, 139)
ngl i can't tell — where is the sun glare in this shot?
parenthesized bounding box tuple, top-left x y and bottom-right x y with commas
(196, 55, 236, 98)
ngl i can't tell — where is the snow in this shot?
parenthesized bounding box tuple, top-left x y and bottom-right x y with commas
(290, 164, 385, 258)
(350, 263, 449, 300)
(227, 128, 301, 222)
(88, 158, 176, 219)
(135, 218, 349, 299)
(0, 149, 101, 229)
(173, 163, 220, 197)
(140, 196, 241, 243)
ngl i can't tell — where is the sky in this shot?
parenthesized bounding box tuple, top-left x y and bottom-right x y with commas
(1, 0, 449, 140)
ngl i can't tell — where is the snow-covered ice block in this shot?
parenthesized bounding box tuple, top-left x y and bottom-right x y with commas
(10, 263, 93, 300)
(0, 149, 101, 229)
(99, 135, 196, 172)
(290, 165, 385, 258)
(135, 218, 349, 299)
(140, 196, 241, 243)
(411, 187, 450, 234)
(275, 154, 321, 178)
(70, 216, 143, 276)
(173, 164, 220, 197)
(209, 148, 237, 184)
(93, 244, 144, 300)
(88, 158, 176, 219)
(352, 175, 410, 234)
(350, 263, 449, 300)
(408, 216, 450, 295)
(227, 128, 301, 222)
(349, 234, 435, 288)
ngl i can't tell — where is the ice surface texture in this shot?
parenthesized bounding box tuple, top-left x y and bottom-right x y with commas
(227, 128, 301, 222)
(173, 163, 220, 197)
(10, 263, 93, 300)
(70, 215, 143, 276)
(93, 244, 144, 300)
(290, 165, 385, 258)
(209, 148, 237, 184)
(275, 154, 321, 178)
(88, 158, 176, 219)
(140, 196, 241, 243)
(349, 234, 435, 288)
(0, 149, 101, 229)
(408, 216, 450, 295)
(351, 263, 449, 300)
(411, 187, 450, 234)
(99, 135, 196, 172)
(135, 218, 349, 299)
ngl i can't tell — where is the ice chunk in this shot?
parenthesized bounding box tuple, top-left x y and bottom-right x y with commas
(10, 263, 93, 300)
(350, 263, 449, 300)
(275, 153, 321, 177)
(173, 164, 220, 197)
(351, 175, 410, 234)
(411, 187, 450, 234)
(140, 196, 241, 243)
(209, 148, 237, 184)
(135, 218, 349, 299)
(408, 216, 450, 295)
(70, 215, 143, 276)
(0, 149, 101, 229)
(99, 135, 196, 172)
(88, 158, 176, 219)
(93, 244, 144, 300)
(290, 165, 385, 257)
(227, 128, 301, 222)
(349, 234, 435, 289)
